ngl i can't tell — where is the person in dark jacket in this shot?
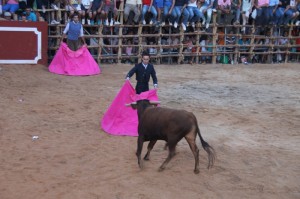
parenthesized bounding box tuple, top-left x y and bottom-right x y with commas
(126, 52, 158, 94)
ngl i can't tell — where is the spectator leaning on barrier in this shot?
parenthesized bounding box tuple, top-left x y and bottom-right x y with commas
(24, 6, 37, 21)
(61, 13, 86, 51)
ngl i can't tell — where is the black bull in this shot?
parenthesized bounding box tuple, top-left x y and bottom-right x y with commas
(128, 100, 216, 174)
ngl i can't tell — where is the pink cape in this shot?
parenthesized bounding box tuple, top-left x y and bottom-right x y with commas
(49, 43, 101, 76)
(101, 80, 159, 136)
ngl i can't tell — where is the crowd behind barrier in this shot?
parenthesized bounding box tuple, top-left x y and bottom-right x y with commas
(1, 0, 300, 65)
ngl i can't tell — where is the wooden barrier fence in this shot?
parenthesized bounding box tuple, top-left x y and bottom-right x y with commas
(45, 6, 300, 65)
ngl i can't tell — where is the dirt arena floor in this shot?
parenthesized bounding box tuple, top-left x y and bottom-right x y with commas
(0, 63, 299, 199)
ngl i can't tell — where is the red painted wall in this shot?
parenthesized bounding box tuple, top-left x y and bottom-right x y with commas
(0, 21, 48, 65)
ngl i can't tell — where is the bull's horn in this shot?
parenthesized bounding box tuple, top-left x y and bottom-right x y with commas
(125, 102, 137, 106)
(149, 101, 160, 104)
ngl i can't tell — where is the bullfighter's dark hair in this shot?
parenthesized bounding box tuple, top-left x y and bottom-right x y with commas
(142, 51, 150, 57)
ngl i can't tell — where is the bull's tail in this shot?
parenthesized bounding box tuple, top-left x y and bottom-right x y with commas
(197, 125, 216, 169)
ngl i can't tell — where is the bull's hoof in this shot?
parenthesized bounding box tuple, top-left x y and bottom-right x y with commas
(194, 169, 200, 174)
(138, 163, 143, 169)
(144, 157, 150, 161)
(158, 166, 165, 172)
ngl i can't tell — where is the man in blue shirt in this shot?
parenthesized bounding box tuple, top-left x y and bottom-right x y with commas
(24, 7, 37, 22)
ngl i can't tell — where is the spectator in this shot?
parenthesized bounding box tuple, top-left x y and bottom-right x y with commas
(269, 0, 279, 25)
(187, 0, 203, 30)
(20, 12, 27, 21)
(274, 0, 288, 25)
(102, 0, 117, 26)
(170, 0, 189, 31)
(124, 0, 142, 25)
(81, 0, 93, 24)
(200, 35, 213, 64)
(123, 39, 136, 63)
(217, 0, 232, 24)
(50, 0, 61, 24)
(199, 0, 215, 29)
(283, 0, 299, 24)
(161, 0, 175, 26)
(153, 0, 163, 26)
(241, 0, 254, 33)
(231, 0, 241, 25)
(254, 0, 270, 26)
(276, 31, 289, 62)
(2, 11, 12, 20)
(61, 13, 86, 51)
(87, 0, 103, 25)
(141, 0, 158, 25)
(238, 35, 250, 63)
(2, 0, 19, 20)
(225, 29, 236, 64)
(0, 0, 3, 16)
(24, 6, 37, 21)
(66, 0, 83, 19)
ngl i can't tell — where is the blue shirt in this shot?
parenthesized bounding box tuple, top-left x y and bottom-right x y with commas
(25, 12, 37, 22)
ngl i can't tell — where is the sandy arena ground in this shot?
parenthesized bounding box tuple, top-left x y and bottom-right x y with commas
(0, 63, 299, 199)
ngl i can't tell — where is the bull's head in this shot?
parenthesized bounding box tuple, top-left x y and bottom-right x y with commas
(126, 100, 160, 120)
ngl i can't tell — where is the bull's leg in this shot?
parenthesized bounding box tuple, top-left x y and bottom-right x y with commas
(159, 144, 176, 172)
(185, 136, 200, 174)
(144, 140, 157, 160)
(136, 136, 144, 169)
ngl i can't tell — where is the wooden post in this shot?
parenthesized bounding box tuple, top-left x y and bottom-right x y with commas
(212, 13, 217, 64)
